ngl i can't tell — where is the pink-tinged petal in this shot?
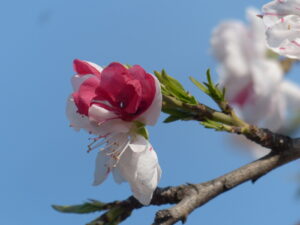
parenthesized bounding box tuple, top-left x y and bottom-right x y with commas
(73, 59, 102, 76)
(88, 104, 118, 124)
(265, 15, 300, 59)
(93, 151, 111, 186)
(71, 74, 93, 91)
(136, 75, 162, 125)
(230, 82, 254, 107)
(73, 76, 100, 116)
(66, 96, 94, 132)
(263, 0, 300, 27)
(88, 104, 132, 134)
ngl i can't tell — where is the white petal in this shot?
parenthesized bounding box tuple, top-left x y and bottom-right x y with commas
(93, 151, 111, 186)
(266, 15, 300, 59)
(115, 136, 161, 205)
(131, 142, 161, 205)
(263, 91, 286, 131)
(136, 75, 162, 126)
(66, 96, 99, 133)
(247, 8, 269, 56)
(251, 60, 282, 97)
(129, 135, 149, 152)
(112, 167, 126, 184)
(263, 0, 300, 27)
(88, 104, 132, 134)
(88, 104, 118, 123)
(281, 79, 300, 107)
(211, 21, 249, 71)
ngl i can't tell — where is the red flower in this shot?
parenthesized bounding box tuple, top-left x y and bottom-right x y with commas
(72, 59, 157, 123)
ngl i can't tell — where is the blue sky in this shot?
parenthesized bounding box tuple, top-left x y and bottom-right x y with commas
(2, 0, 300, 224)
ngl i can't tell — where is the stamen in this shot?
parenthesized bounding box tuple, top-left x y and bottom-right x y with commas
(87, 133, 116, 153)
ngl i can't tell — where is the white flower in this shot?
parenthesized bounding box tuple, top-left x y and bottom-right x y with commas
(211, 8, 285, 130)
(66, 59, 162, 205)
(262, 0, 300, 59)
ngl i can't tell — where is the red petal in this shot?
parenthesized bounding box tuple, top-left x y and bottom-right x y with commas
(73, 76, 100, 115)
(73, 59, 101, 76)
(118, 79, 142, 114)
(128, 65, 156, 115)
(96, 62, 129, 104)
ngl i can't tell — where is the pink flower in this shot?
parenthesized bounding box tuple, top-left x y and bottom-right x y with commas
(66, 59, 162, 205)
(262, 0, 300, 59)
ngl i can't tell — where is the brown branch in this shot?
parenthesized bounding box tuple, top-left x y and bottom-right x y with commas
(153, 138, 300, 224)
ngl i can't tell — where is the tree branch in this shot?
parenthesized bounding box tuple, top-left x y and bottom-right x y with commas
(88, 137, 300, 225)
(153, 138, 300, 224)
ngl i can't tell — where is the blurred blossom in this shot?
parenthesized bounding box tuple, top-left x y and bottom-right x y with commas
(262, 0, 300, 59)
(211, 8, 284, 131)
(211, 8, 300, 157)
(66, 59, 162, 205)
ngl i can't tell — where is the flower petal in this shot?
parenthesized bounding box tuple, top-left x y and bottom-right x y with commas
(112, 167, 126, 184)
(136, 74, 162, 125)
(71, 74, 93, 92)
(88, 104, 132, 134)
(129, 135, 149, 152)
(88, 104, 118, 123)
(262, 0, 300, 27)
(131, 142, 161, 205)
(281, 79, 300, 106)
(73, 76, 100, 116)
(115, 136, 161, 205)
(93, 151, 111, 186)
(266, 15, 300, 59)
(73, 59, 102, 76)
(66, 96, 99, 133)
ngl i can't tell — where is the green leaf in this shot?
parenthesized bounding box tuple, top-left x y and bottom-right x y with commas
(134, 121, 149, 140)
(52, 200, 107, 214)
(164, 115, 181, 123)
(189, 76, 209, 94)
(190, 69, 225, 104)
(136, 126, 149, 140)
(155, 70, 197, 104)
(201, 119, 223, 131)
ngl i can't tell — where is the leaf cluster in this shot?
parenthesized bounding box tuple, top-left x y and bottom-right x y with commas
(189, 69, 225, 105)
(155, 70, 197, 105)
(52, 200, 132, 225)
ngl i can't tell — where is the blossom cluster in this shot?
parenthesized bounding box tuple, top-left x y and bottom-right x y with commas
(211, 6, 300, 156)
